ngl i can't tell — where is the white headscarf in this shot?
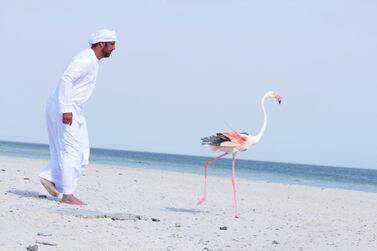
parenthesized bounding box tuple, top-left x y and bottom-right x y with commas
(88, 29, 117, 45)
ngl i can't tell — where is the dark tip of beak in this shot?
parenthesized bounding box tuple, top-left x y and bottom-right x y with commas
(278, 100, 281, 104)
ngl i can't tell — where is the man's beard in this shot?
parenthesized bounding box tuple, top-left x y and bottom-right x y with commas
(103, 50, 113, 58)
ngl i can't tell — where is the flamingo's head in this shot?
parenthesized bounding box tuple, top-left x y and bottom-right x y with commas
(267, 91, 282, 104)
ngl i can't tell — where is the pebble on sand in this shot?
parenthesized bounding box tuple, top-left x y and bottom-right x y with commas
(26, 244, 38, 251)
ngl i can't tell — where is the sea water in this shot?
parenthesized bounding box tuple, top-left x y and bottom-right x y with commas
(1, 140, 377, 193)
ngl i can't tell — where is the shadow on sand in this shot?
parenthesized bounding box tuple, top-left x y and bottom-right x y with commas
(7, 189, 59, 202)
(165, 207, 208, 214)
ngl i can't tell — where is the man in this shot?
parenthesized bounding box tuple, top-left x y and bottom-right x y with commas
(39, 29, 116, 205)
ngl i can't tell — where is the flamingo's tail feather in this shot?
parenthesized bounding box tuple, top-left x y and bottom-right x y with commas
(201, 133, 231, 146)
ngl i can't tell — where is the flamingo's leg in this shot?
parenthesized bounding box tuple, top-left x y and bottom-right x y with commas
(197, 152, 228, 205)
(232, 154, 240, 218)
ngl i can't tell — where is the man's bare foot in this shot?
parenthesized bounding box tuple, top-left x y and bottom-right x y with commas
(61, 195, 87, 205)
(40, 178, 59, 197)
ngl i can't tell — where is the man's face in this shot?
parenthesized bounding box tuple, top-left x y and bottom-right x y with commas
(102, 42, 116, 57)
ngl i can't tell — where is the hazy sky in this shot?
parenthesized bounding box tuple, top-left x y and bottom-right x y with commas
(0, 0, 376, 169)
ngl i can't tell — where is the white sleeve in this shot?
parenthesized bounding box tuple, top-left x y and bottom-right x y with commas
(58, 59, 91, 113)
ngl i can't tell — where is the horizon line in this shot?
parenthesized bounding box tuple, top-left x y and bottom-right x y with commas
(0, 139, 369, 171)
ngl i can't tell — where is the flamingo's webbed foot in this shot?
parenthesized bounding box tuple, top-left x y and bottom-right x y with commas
(197, 196, 206, 205)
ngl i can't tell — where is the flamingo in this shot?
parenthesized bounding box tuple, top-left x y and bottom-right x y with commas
(198, 91, 282, 218)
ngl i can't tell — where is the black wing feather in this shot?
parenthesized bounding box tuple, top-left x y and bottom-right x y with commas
(201, 133, 231, 146)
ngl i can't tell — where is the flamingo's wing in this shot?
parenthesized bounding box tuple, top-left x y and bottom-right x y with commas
(202, 132, 249, 148)
(223, 132, 248, 145)
(201, 133, 231, 146)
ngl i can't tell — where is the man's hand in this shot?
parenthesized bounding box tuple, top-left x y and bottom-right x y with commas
(62, 112, 73, 125)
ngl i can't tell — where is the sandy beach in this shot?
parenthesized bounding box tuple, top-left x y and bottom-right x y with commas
(1, 155, 377, 251)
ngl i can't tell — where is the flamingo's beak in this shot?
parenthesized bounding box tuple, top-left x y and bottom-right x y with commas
(275, 95, 282, 104)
